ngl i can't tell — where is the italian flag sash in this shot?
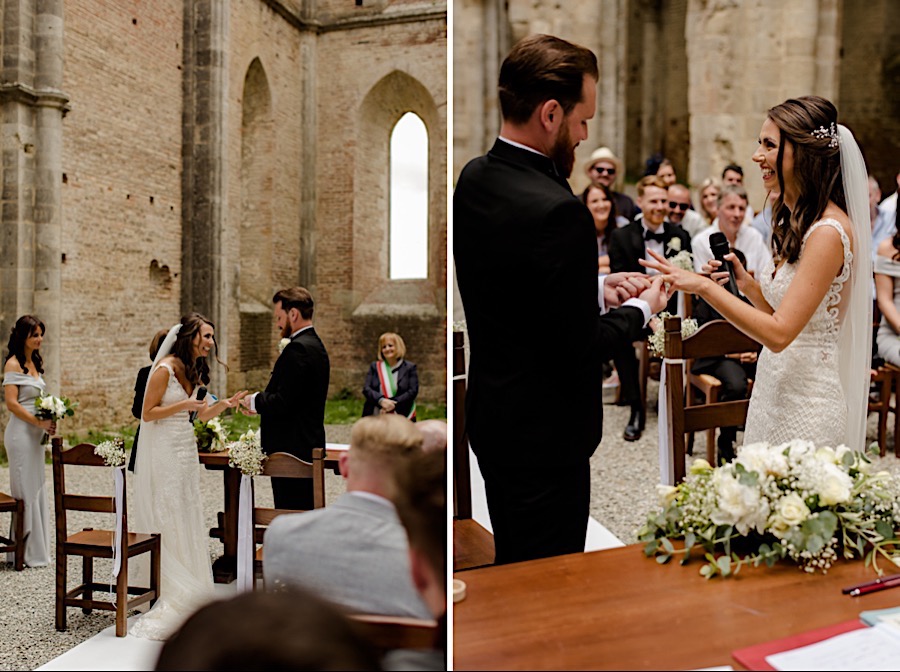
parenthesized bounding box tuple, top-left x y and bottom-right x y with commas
(376, 360, 416, 419)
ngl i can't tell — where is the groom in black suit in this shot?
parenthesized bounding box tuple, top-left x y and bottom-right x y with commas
(240, 287, 330, 510)
(454, 34, 668, 565)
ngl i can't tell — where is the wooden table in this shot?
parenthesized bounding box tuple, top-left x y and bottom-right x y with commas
(453, 543, 900, 670)
(199, 445, 344, 583)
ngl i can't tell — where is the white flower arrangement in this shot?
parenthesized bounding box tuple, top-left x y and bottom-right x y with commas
(666, 237, 682, 253)
(34, 393, 76, 421)
(227, 429, 267, 477)
(647, 311, 698, 357)
(194, 416, 228, 453)
(278, 338, 291, 353)
(94, 438, 126, 468)
(639, 440, 900, 578)
(668, 249, 694, 272)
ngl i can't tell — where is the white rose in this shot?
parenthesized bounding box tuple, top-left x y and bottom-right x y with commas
(656, 484, 678, 507)
(278, 338, 291, 353)
(690, 458, 712, 475)
(769, 492, 811, 538)
(667, 238, 681, 252)
(818, 463, 852, 506)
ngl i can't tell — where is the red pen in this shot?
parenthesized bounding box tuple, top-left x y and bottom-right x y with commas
(844, 574, 900, 597)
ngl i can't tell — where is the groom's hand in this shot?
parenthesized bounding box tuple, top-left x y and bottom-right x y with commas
(238, 395, 258, 416)
(604, 272, 651, 309)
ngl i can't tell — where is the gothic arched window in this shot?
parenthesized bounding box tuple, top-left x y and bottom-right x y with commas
(389, 112, 428, 279)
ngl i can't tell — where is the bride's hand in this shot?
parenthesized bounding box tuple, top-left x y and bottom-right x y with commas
(640, 249, 711, 295)
(703, 254, 752, 293)
(183, 398, 207, 414)
(222, 390, 249, 408)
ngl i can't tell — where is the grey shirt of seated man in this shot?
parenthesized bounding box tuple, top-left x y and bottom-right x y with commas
(263, 491, 431, 620)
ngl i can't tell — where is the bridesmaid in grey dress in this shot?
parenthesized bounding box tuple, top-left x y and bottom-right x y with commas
(3, 315, 56, 567)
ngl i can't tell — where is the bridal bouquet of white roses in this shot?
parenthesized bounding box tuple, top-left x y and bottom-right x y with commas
(34, 392, 76, 421)
(638, 440, 900, 578)
(227, 429, 267, 477)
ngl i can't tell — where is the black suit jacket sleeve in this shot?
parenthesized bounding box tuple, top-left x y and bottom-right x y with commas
(362, 362, 383, 406)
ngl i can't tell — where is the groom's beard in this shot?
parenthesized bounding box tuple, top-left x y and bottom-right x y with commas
(281, 323, 292, 339)
(549, 120, 575, 179)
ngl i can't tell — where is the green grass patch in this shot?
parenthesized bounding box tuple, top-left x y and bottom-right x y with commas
(0, 398, 445, 467)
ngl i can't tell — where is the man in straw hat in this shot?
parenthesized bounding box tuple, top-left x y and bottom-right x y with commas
(585, 146, 639, 222)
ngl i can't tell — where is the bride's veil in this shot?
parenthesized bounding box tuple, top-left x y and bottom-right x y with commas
(132, 323, 181, 536)
(837, 124, 873, 452)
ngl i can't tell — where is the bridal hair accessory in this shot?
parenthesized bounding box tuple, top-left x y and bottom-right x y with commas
(810, 122, 839, 148)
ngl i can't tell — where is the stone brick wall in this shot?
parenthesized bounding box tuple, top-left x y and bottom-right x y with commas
(0, 0, 446, 439)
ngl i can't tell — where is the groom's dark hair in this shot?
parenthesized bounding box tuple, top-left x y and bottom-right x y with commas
(273, 287, 315, 320)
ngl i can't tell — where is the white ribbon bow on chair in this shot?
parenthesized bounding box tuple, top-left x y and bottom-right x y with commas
(112, 466, 125, 577)
(236, 474, 254, 592)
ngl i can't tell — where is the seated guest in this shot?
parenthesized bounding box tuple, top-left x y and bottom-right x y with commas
(719, 163, 754, 226)
(667, 183, 706, 238)
(581, 183, 617, 274)
(697, 178, 720, 226)
(362, 332, 419, 420)
(584, 146, 639, 223)
(609, 175, 692, 441)
(263, 414, 431, 620)
(871, 175, 895, 264)
(691, 248, 757, 464)
(156, 587, 380, 671)
(691, 184, 771, 278)
(875, 229, 900, 368)
(384, 445, 447, 672)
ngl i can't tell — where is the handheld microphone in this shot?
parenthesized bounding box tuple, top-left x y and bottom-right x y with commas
(189, 387, 208, 423)
(708, 231, 740, 296)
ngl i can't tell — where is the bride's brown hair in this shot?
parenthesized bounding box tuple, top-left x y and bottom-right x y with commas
(172, 313, 226, 388)
(768, 95, 847, 265)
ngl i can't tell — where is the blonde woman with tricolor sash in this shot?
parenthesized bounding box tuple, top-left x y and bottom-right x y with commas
(362, 332, 418, 420)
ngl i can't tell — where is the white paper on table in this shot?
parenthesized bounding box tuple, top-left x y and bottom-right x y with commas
(765, 622, 900, 671)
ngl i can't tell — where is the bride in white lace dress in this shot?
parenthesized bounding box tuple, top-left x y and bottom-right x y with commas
(130, 313, 247, 640)
(644, 96, 872, 453)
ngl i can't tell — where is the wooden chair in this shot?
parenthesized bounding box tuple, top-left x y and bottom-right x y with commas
(451, 329, 495, 572)
(685, 367, 754, 464)
(0, 491, 24, 571)
(350, 613, 439, 653)
(869, 365, 895, 456)
(662, 317, 761, 482)
(252, 449, 325, 584)
(637, 292, 693, 419)
(888, 363, 900, 457)
(51, 437, 160, 637)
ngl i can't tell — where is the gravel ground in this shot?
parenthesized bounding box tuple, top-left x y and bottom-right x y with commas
(0, 425, 351, 671)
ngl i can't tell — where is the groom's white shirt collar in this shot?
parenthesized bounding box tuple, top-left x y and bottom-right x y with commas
(291, 325, 313, 339)
(498, 135, 547, 157)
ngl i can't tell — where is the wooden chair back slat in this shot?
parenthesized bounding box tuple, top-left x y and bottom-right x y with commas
(62, 494, 114, 514)
(452, 330, 472, 520)
(350, 613, 439, 652)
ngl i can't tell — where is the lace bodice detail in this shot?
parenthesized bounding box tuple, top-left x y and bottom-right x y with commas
(744, 219, 853, 449)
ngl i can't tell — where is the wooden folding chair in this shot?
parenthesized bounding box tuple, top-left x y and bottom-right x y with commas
(662, 316, 761, 483)
(252, 449, 325, 585)
(51, 437, 160, 636)
(685, 367, 755, 464)
(350, 613, 439, 653)
(869, 365, 895, 456)
(0, 490, 24, 571)
(451, 329, 494, 572)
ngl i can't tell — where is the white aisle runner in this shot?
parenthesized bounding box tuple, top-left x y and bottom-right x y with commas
(38, 583, 237, 671)
(467, 446, 624, 552)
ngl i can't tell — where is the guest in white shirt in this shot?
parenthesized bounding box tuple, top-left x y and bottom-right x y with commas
(692, 184, 771, 277)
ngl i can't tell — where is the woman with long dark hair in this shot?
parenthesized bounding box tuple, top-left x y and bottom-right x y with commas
(2, 315, 55, 567)
(644, 96, 871, 452)
(131, 313, 247, 640)
(581, 183, 618, 274)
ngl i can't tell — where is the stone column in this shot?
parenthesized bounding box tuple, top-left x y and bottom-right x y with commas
(299, 36, 316, 290)
(182, 0, 229, 379)
(0, 0, 67, 393)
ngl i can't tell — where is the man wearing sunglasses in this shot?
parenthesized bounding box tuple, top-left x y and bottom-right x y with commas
(584, 146, 640, 223)
(667, 183, 706, 237)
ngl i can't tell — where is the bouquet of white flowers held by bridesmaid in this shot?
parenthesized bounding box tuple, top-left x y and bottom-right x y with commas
(34, 392, 76, 421)
(227, 429, 267, 476)
(94, 438, 126, 468)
